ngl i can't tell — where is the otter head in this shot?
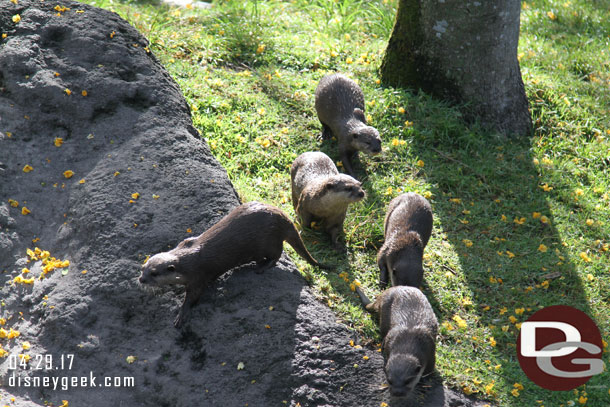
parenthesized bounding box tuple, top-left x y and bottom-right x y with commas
(139, 252, 184, 286)
(349, 126, 382, 155)
(387, 231, 424, 287)
(350, 109, 382, 154)
(385, 353, 424, 398)
(322, 174, 365, 204)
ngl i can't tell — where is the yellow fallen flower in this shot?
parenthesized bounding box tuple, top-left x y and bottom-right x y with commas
(452, 314, 467, 328)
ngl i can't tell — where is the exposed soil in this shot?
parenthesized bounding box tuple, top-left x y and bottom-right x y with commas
(0, 2, 491, 406)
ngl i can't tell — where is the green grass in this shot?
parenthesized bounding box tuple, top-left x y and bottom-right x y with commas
(81, 0, 609, 405)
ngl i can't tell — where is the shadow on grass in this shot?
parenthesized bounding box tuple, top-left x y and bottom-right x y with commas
(404, 102, 602, 403)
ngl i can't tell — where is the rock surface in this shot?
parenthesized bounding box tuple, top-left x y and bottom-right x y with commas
(0, 2, 489, 406)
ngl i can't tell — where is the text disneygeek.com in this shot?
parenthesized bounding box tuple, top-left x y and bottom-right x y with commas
(3, 354, 134, 390)
(6, 372, 135, 390)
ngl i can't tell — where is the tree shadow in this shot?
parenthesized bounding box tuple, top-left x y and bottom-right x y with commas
(404, 102, 597, 402)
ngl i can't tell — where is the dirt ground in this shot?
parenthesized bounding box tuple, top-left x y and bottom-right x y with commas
(0, 2, 491, 406)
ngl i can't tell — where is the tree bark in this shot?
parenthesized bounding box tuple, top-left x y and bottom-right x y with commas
(380, 0, 532, 137)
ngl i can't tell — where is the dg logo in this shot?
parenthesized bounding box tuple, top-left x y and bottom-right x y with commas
(517, 305, 606, 391)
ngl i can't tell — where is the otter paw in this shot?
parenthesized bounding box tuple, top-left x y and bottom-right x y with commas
(332, 240, 346, 252)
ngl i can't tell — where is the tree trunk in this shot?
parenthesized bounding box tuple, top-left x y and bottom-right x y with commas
(380, 0, 532, 137)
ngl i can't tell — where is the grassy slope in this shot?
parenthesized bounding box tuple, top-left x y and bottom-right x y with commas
(81, 0, 609, 405)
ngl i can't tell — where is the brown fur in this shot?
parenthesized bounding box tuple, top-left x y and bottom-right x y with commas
(377, 192, 433, 287)
(290, 152, 365, 249)
(314, 73, 382, 178)
(359, 286, 438, 398)
(139, 201, 329, 328)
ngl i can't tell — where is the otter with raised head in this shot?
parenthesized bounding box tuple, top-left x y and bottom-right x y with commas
(377, 192, 433, 288)
(315, 73, 382, 178)
(291, 151, 365, 249)
(356, 285, 438, 398)
(139, 201, 330, 328)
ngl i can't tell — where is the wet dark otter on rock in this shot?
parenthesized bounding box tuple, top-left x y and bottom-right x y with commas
(139, 201, 330, 328)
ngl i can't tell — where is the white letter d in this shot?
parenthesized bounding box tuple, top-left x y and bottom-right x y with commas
(521, 321, 581, 357)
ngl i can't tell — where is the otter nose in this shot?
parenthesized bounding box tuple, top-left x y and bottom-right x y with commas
(357, 190, 365, 198)
(390, 387, 407, 398)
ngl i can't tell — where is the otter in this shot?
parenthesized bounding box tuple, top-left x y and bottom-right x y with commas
(377, 192, 433, 288)
(139, 201, 330, 328)
(290, 151, 365, 249)
(314, 73, 382, 178)
(356, 286, 438, 398)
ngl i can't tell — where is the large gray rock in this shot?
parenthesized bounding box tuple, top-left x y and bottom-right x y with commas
(0, 1, 489, 406)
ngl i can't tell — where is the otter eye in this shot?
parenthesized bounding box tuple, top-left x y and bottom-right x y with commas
(167, 265, 176, 272)
(352, 133, 358, 139)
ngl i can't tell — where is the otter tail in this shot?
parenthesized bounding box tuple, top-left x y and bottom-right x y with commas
(285, 223, 332, 270)
(355, 286, 372, 309)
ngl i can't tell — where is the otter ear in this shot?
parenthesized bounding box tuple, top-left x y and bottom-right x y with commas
(353, 108, 366, 122)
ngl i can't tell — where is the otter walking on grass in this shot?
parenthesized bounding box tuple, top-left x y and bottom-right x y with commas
(315, 73, 382, 178)
(291, 151, 365, 249)
(139, 202, 330, 328)
(377, 192, 433, 288)
(356, 285, 438, 399)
